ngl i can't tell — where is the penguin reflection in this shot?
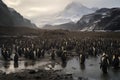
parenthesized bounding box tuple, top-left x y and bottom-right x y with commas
(80, 63, 85, 70)
(14, 53, 19, 68)
(14, 62, 19, 68)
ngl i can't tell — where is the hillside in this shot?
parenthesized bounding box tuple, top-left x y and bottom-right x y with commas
(0, 0, 36, 28)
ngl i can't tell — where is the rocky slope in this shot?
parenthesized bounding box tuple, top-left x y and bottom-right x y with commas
(77, 8, 120, 31)
(0, 0, 36, 28)
(0, 0, 13, 26)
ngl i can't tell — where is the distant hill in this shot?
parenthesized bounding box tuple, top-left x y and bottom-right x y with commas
(0, 0, 36, 28)
(43, 22, 76, 30)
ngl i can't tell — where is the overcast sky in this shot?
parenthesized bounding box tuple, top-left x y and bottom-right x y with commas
(3, 0, 120, 26)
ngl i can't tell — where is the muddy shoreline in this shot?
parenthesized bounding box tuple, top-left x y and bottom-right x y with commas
(0, 56, 74, 80)
(0, 69, 75, 80)
(0, 56, 120, 80)
(0, 56, 87, 80)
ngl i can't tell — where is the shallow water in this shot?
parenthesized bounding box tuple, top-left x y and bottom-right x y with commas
(0, 59, 62, 74)
(0, 57, 120, 80)
(63, 56, 120, 80)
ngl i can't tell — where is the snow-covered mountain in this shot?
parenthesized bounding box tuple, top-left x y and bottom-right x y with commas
(58, 2, 95, 21)
(41, 1, 96, 26)
(43, 8, 120, 31)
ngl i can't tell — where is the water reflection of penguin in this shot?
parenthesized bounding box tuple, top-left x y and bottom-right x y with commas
(24, 61, 28, 67)
(3, 61, 10, 69)
(80, 64, 85, 70)
(24, 61, 35, 68)
(14, 62, 19, 68)
(51, 62, 55, 68)
(14, 53, 19, 68)
(61, 61, 67, 68)
(51, 50, 56, 60)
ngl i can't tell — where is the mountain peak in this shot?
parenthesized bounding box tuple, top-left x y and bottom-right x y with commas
(60, 1, 94, 19)
(65, 1, 87, 10)
(43, 1, 95, 26)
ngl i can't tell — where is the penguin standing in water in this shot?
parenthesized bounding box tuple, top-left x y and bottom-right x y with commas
(51, 49, 56, 60)
(14, 53, 19, 68)
(112, 54, 119, 69)
(61, 50, 67, 64)
(79, 53, 86, 64)
(100, 53, 109, 73)
(14, 53, 19, 63)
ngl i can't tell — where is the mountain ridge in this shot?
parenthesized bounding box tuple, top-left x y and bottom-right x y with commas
(0, 0, 36, 28)
(40, 1, 96, 26)
(55, 1, 95, 22)
(43, 7, 120, 31)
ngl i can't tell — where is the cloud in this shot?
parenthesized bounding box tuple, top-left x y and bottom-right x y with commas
(3, 0, 72, 18)
(3, 0, 21, 6)
(75, 0, 120, 8)
(4, 0, 120, 18)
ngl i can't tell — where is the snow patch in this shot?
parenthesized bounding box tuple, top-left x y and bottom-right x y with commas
(81, 27, 89, 31)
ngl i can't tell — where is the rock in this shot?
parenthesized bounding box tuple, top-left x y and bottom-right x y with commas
(28, 70, 37, 74)
(34, 76, 41, 79)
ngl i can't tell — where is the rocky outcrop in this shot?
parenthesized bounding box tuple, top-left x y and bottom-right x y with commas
(77, 8, 120, 31)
